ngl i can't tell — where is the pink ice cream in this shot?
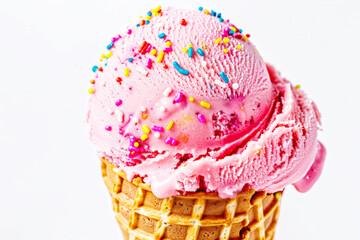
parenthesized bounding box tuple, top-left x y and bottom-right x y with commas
(87, 7, 326, 198)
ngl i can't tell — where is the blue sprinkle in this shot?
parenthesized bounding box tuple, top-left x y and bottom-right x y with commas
(106, 42, 114, 50)
(158, 33, 166, 38)
(145, 20, 150, 24)
(147, 11, 152, 16)
(105, 63, 107, 66)
(128, 58, 133, 62)
(239, 29, 243, 33)
(92, 66, 98, 72)
(199, 6, 203, 11)
(188, 47, 193, 58)
(229, 30, 234, 35)
(217, 13, 222, 18)
(136, 24, 140, 27)
(220, 71, 229, 83)
(173, 61, 189, 75)
(219, 17, 224, 22)
(211, 10, 216, 16)
(196, 48, 205, 56)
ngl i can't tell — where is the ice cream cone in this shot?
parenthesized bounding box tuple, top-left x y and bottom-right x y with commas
(101, 158, 282, 240)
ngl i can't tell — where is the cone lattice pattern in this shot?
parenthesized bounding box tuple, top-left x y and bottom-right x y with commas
(101, 158, 282, 240)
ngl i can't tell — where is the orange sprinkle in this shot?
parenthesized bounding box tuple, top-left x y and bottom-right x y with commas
(90, 79, 95, 84)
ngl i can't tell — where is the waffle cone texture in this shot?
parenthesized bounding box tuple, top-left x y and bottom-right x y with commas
(101, 158, 282, 240)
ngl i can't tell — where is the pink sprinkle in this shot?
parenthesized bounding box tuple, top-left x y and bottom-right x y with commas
(127, 29, 132, 35)
(197, 113, 206, 123)
(165, 137, 172, 144)
(163, 47, 172, 52)
(146, 58, 152, 69)
(115, 99, 122, 106)
(171, 139, 178, 146)
(112, 35, 122, 42)
(128, 146, 140, 152)
(151, 125, 164, 132)
(114, 67, 117, 71)
(146, 44, 152, 52)
(173, 92, 183, 103)
(105, 126, 112, 131)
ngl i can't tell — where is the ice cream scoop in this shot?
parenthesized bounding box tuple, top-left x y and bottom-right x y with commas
(87, 6, 325, 198)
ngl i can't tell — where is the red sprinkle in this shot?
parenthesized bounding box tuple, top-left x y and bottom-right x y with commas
(116, 77, 122, 84)
(180, 19, 187, 26)
(90, 79, 95, 84)
(98, 67, 103, 72)
(140, 20, 145, 25)
(163, 64, 168, 69)
(246, 34, 251, 38)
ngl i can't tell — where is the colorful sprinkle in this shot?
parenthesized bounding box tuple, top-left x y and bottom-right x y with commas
(163, 64, 168, 69)
(158, 33, 166, 38)
(242, 36, 248, 42)
(127, 29, 132, 35)
(165, 41, 172, 47)
(232, 83, 239, 90)
(197, 113, 206, 123)
(180, 19, 187, 26)
(154, 132, 160, 138)
(115, 99, 122, 106)
(214, 79, 227, 88)
(157, 51, 165, 63)
(295, 85, 301, 89)
(196, 48, 205, 56)
(166, 121, 174, 130)
(223, 37, 230, 44)
(142, 125, 151, 134)
(128, 58, 133, 62)
(182, 48, 188, 53)
(90, 79, 95, 84)
(151, 125, 164, 132)
(88, 88, 94, 94)
(220, 71, 229, 83)
(146, 58, 152, 69)
(173, 61, 189, 75)
(214, 38, 222, 44)
(223, 48, 229, 53)
(165, 137, 178, 146)
(147, 11, 152, 16)
(115, 110, 124, 122)
(116, 77, 122, 83)
(274, 192, 281, 199)
(106, 42, 114, 50)
(237, 45, 242, 50)
(199, 6, 203, 11)
(164, 47, 172, 52)
(136, 66, 148, 76)
(173, 92, 184, 103)
(141, 112, 148, 120)
(105, 126, 112, 131)
(92, 66, 98, 72)
(189, 97, 195, 102)
(188, 44, 193, 58)
(124, 68, 130, 76)
(140, 134, 148, 141)
(203, 9, 210, 15)
(150, 48, 157, 55)
(134, 142, 140, 147)
(219, 17, 224, 22)
(145, 15, 151, 21)
(200, 101, 211, 109)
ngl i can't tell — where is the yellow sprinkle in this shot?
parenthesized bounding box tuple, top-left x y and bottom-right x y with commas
(241, 107, 244, 110)
(182, 48, 188, 53)
(223, 37, 230, 44)
(295, 85, 301, 89)
(166, 121, 174, 130)
(188, 43, 193, 48)
(154, 12, 159, 16)
(145, 15, 151, 21)
(189, 97, 194, 102)
(139, 16, 143, 19)
(106, 52, 113, 58)
(150, 49, 157, 55)
(237, 45, 242, 50)
(142, 125, 150, 134)
(223, 48, 229, 53)
(156, 51, 164, 63)
(88, 88, 94, 94)
(242, 36, 248, 42)
(200, 101, 211, 109)
(153, 5, 161, 12)
(274, 192, 281, 199)
(230, 26, 237, 32)
(203, 9, 210, 15)
(134, 142, 139, 147)
(101, 54, 106, 59)
(214, 38, 222, 44)
(100, 59, 103, 62)
(124, 68, 130, 76)
(165, 41, 172, 47)
(140, 134, 148, 141)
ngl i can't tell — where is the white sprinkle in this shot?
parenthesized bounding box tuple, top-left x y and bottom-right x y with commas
(232, 83, 239, 90)
(107, 108, 114, 114)
(154, 132, 160, 138)
(159, 106, 166, 112)
(136, 66, 148, 76)
(201, 61, 207, 67)
(115, 110, 124, 122)
(100, 81, 106, 87)
(140, 106, 147, 112)
(163, 87, 172, 97)
(214, 79, 227, 88)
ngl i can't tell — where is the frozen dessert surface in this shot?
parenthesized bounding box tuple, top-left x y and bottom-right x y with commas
(87, 6, 325, 198)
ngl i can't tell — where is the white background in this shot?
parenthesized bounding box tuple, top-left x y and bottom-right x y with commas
(1, 0, 360, 239)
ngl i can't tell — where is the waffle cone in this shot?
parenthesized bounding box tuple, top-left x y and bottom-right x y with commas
(101, 158, 282, 240)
